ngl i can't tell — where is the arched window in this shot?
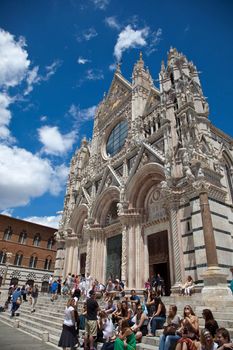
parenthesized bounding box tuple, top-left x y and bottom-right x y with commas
(18, 230, 27, 244)
(14, 252, 23, 266)
(47, 237, 54, 250)
(44, 257, 52, 270)
(29, 255, 38, 268)
(3, 226, 12, 240)
(33, 234, 41, 247)
(105, 201, 118, 226)
(0, 250, 7, 264)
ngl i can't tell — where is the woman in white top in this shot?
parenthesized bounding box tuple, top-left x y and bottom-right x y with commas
(97, 311, 114, 342)
(58, 298, 78, 350)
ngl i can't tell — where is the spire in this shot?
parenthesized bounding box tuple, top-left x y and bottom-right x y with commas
(132, 51, 152, 120)
(116, 61, 122, 74)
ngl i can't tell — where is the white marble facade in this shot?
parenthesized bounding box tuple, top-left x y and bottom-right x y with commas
(54, 49, 233, 292)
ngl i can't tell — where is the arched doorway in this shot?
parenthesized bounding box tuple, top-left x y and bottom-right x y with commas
(26, 279, 34, 287)
(41, 281, 49, 292)
(106, 234, 122, 281)
(148, 231, 171, 295)
(10, 278, 18, 286)
(80, 253, 86, 276)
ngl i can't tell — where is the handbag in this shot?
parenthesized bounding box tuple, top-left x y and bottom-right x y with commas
(163, 325, 176, 336)
(16, 297, 22, 305)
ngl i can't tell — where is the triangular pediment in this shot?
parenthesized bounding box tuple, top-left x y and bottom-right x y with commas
(96, 164, 123, 197)
(127, 143, 165, 185)
(101, 73, 132, 116)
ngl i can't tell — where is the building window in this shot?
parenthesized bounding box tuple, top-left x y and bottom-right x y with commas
(18, 230, 27, 244)
(47, 238, 54, 250)
(106, 120, 128, 157)
(14, 252, 23, 266)
(29, 255, 38, 268)
(0, 250, 7, 264)
(3, 226, 12, 241)
(33, 234, 41, 247)
(44, 258, 52, 270)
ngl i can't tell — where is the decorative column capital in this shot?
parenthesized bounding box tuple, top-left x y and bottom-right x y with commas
(192, 179, 210, 194)
(118, 208, 145, 225)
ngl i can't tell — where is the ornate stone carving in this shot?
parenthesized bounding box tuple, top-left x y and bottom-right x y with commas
(85, 239, 91, 274)
(121, 225, 128, 285)
(192, 179, 210, 194)
(26, 272, 37, 280)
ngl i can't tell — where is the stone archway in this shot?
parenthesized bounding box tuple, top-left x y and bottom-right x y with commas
(125, 162, 167, 289)
(88, 186, 121, 282)
(127, 163, 165, 209)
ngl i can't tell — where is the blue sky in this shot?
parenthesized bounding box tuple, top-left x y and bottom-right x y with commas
(0, 0, 232, 228)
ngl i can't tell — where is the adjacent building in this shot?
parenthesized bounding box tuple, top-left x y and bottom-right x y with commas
(54, 48, 233, 294)
(0, 214, 56, 290)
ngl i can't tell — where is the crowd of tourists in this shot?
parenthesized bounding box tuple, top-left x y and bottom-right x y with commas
(56, 274, 233, 350)
(0, 283, 39, 317)
(1, 273, 232, 350)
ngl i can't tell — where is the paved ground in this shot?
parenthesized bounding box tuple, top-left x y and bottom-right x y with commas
(0, 321, 59, 350)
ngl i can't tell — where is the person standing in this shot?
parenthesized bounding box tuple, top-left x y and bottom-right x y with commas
(51, 280, 58, 301)
(49, 275, 53, 293)
(31, 284, 39, 313)
(84, 290, 99, 350)
(57, 276, 62, 295)
(58, 298, 77, 350)
(10, 287, 22, 318)
(84, 273, 93, 299)
(21, 285, 27, 302)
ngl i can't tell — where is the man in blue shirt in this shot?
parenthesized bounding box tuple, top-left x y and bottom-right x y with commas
(51, 280, 58, 301)
(130, 289, 140, 304)
(11, 287, 22, 317)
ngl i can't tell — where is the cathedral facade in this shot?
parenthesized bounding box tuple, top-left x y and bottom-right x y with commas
(55, 48, 233, 293)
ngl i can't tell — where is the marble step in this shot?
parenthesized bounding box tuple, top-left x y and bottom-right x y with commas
(0, 311, 62, 338)
(137, 341, 159, 350)
(20, 308, 64, 324)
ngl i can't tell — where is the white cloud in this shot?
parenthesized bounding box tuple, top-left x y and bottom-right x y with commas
(0, 92, 13, 141)
(91, 0, 109, 10)
(0, 144, 69, 210)
(105, 16, 121, 30)
(86, 69, 104, 80)
(38, 125, 77, 156)
(0, 28, 30, 88)
(114, 25, 149, 62)
(1, 208, 14, 217)
(77, 68, 104, 86)
(77, 57, 91, 65)
(23, 215, 61, 229)
(40, 115, 47, 122)
(77, 27, 98, 42)
(24, 60, 62, 95)
(24, 66, 40, 95)
(146, 28, 162, 56)
(45, 60, 62, 80)
(69, 104, 96, 122)
(109, 63, 117, 71)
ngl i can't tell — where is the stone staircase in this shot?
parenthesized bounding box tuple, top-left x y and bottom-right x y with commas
(0, 294, 232, 349)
